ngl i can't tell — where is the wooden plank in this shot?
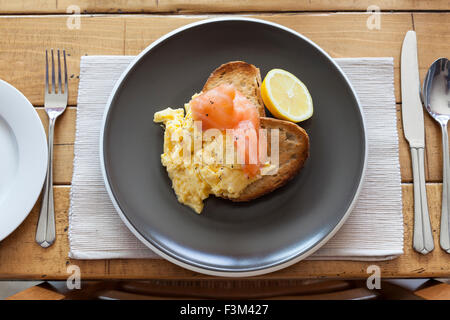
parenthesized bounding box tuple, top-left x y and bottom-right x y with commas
(0, 0, 57, 14)
(49, 144, 73, 186)
(414, 13, 450, 182)
(0, 16, 125, 106)
(0, 184, 449, 280)
(415, 283, 450, 300)
(0, 187, 73, 280)
(37, 107, 76, 145)
(0, 0, 449, 14)
(6, 285, 65, 300)
(415, 13, 450, 82)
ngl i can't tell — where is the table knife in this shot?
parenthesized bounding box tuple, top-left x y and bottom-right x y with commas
(401, 30, 434, 254)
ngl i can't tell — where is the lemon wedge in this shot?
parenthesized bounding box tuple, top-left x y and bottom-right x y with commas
(261, 69, 313, 123)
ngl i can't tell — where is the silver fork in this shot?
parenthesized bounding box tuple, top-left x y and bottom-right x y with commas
(36, 49, 68, 248)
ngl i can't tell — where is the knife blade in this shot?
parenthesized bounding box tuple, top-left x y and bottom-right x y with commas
(401, 31, 425, 148)
(401, 30, 434, 254)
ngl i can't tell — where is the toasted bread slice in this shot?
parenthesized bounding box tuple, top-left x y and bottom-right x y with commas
(202, 61, 309, 202)
(230, 117, 309, 202)
(203, 61, 266, 117)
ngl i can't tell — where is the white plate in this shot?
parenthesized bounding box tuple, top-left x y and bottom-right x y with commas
(0, 79, 47, 241)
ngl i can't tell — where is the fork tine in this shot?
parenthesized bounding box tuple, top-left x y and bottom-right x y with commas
(51, 49, 55, 93)
(63, 50, 68, 95)
(45, 50, 49, 94)
(57, 49, 62, 94)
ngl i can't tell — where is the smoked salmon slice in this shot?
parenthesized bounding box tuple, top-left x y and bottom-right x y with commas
(190, 84, 262, 176)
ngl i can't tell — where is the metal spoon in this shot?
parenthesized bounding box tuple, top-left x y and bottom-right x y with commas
(423, 57, 450, 253)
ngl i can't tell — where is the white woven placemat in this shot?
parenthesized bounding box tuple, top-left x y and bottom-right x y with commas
(69, 56, 403, 261)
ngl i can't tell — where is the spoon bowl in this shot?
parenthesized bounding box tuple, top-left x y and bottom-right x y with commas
(423, 58, 450, 123)
(423, 57, 450, 253)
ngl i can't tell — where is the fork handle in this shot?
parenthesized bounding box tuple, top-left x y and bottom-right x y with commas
(36, 117, 56, 248)
(411, 146, 434, 254)
(440, 123, 450, 253)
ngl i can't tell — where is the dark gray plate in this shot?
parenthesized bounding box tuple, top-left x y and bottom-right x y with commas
(100, 18, 367, 276)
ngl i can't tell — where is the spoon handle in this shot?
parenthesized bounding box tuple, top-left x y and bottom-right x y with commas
(440, 123, 450, 253)
(411, 147, 434, 254)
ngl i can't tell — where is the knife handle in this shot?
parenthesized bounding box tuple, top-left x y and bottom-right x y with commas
(440, 124, 450, 253)
(411, 147, 434, 254)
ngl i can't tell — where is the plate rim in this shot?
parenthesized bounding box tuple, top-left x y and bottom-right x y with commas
(0, 79, 48, 241)
(100, 16, 368, 277)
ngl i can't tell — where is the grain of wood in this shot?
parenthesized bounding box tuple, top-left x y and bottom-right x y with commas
(50, 144, 74, 185)
(0, 0, 449, 14)
(6, 285, 65, 300)
(0, 0, 57, 14)
(36, 107, 76, 145)
(414, 13, 450, 81)
(124, 16, 201, 55)
(0, 184, 449, 279)
(0, 187, 72, 280)
(0, 17, 125, 106)
(415, 283, 450, 300)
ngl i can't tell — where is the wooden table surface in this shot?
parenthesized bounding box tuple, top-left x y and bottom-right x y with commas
(0, 1, 449, 280)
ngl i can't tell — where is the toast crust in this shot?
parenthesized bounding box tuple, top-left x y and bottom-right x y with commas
(203, 61, 266, 117)
(229, 117, 309, 202)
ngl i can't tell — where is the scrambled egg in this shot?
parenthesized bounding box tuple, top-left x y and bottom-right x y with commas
(154, 103, 261, 213)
